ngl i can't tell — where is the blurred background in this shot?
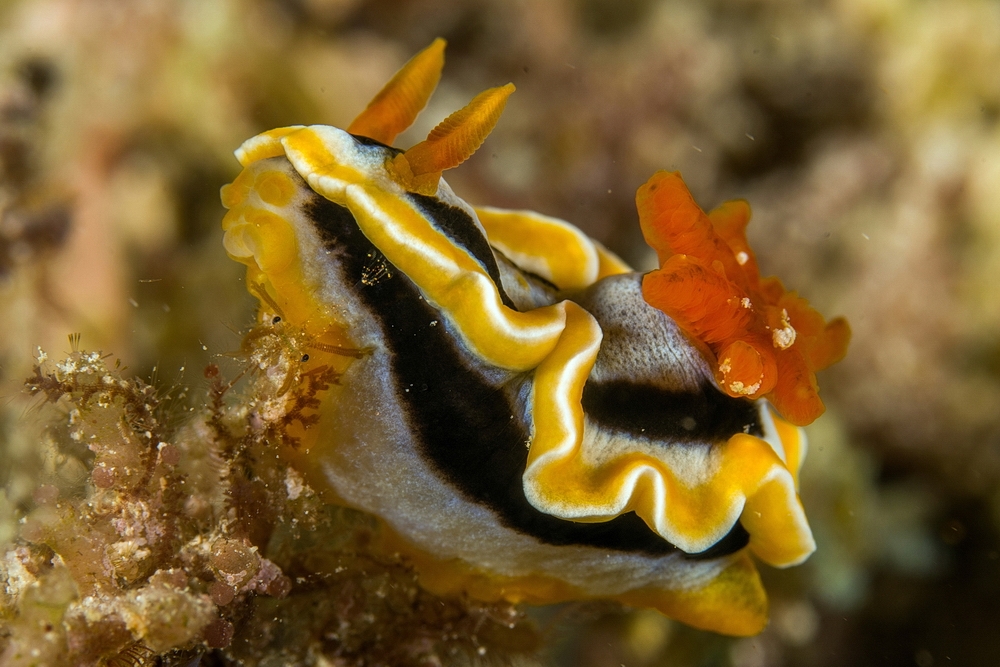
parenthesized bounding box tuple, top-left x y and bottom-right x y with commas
(0, 0, 998, 664)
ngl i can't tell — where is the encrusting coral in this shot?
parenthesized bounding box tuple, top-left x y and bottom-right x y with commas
(0, 331, 539, 666)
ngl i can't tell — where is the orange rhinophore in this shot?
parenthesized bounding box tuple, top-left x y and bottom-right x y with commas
(638, 170, 850, 425)
(390, 83, 515, 195)
(347, 38, 446, 145)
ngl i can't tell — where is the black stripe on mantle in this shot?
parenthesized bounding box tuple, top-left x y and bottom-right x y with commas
(582, 381, 763, 443)
(304, 189, 750, 559)
(406, 192, 517, 310)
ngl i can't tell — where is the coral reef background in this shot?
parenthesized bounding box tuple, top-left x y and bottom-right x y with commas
(1, 0, 999, 665)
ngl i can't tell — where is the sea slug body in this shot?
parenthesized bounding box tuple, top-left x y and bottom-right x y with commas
(220, 39, 849, 636)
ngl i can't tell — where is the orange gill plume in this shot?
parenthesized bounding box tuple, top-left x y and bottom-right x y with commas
(637, 170, 850, 425)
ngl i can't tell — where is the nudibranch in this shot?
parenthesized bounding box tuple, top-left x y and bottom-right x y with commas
(219, 39, 849, 636)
